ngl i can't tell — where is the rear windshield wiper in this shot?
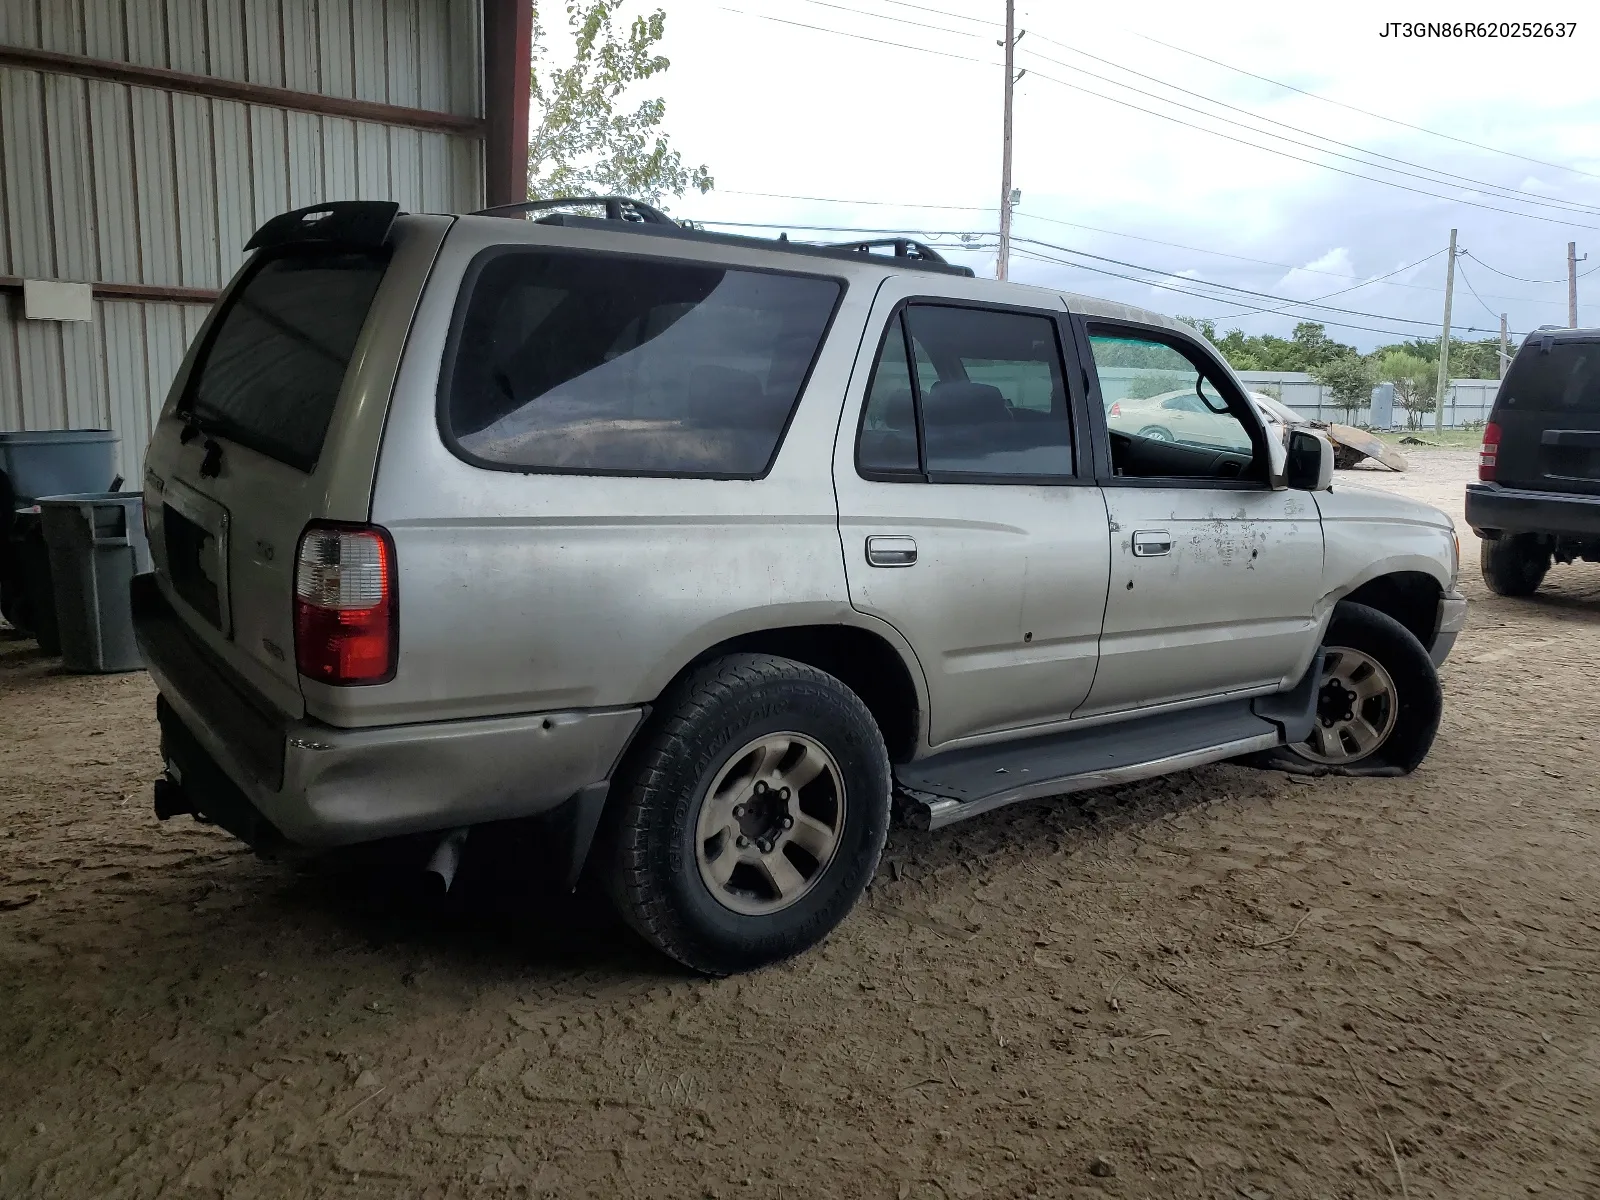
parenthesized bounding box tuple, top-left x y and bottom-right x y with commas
(172, 408, 225, 478)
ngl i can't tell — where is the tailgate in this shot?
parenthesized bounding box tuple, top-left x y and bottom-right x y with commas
(142, 207, 452, 719)
(1493, 337, 1600, 496)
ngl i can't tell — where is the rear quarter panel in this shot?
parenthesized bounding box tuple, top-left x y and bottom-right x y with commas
(343, 221, 882, 727)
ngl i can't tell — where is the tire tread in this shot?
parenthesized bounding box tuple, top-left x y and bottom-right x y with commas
(604, 653, 890, 975)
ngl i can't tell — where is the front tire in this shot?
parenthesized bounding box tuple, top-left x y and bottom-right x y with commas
(1286, 602, 1442, 775)
(1481, 533, 1549, 597)
(603, 654, 891, 976)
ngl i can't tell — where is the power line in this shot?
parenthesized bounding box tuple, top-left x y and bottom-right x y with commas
(1015, 65, 1600, 233)
(793, 0, 978, 39)
(1008, 245, 1531, 339)
(693, 216, 1507, 332)
(780, 0, 1600, 214)
(1131, 32, 1600, 184)
(1461, 249, 1600, 283)
(1018, 36, 1600, 218)
(1012, 210, 1551, 306)
(708, 187, 1560, 304)
(1008, 235, 1461, 327)
(723, 189, 994, 212)
(858, 0, 998, 26)
(1211, 250, 1448, 321)
(1005, 246, 1445, 338)
(1454, 259, 1503, 325)
(717, 6, 990, 62)
(724, 5, 1600, 232)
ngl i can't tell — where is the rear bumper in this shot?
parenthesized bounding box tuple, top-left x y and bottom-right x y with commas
(131, 573, 643, 850)
(1431, 586, 1468, 668)
(1466, 483, 1600, 539)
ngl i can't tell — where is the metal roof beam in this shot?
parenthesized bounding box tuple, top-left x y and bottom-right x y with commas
(0, 45, 486, 139)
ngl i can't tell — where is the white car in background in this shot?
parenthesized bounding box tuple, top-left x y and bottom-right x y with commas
(1106, 388, 1250, 448)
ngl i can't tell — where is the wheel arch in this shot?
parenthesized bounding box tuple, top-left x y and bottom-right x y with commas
(1332, 568, 1445, 649)
(659, 621, 926, 765)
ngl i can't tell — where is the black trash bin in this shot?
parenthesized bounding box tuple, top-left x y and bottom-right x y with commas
(38, 492, 151, 672)
(5, 510, 60, 653)
(0, 429, 121, 645)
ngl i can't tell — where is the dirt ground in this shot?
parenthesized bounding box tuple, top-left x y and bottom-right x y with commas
(4, 448, 1600, 1199)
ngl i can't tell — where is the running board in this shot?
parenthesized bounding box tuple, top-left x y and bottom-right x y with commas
(895, 681, 1317, 831)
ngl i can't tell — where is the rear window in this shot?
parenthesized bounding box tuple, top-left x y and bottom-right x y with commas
(441, 249, 843, 477)
(1499, 340, 1600, 412)
(184, 250, 388, 472)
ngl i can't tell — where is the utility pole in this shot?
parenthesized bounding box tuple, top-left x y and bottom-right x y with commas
(1500, 312, 1509, 380)
(1434, 228, 1456, 435)
(1569, 241, 1583, 327)
(996, 0, 1019, 281)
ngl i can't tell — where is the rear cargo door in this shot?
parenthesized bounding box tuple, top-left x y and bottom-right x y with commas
(1494, 336, 1600, 496)
(143, 212, 450, 718)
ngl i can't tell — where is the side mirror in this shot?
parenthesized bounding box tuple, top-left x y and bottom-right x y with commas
(1285, 428, 1334, 491)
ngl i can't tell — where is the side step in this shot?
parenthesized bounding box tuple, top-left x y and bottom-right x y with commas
(895, 665, 1320, 831)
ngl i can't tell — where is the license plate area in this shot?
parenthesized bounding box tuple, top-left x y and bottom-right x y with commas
(161, 480, 231, 636)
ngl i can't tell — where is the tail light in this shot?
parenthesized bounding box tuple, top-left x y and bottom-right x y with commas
(1109, 401, 1122, 416)
(294, 524, 396, 685)
(1478, 422, 1501, 481)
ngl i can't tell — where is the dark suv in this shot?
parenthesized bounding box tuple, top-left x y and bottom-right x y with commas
(1467, 328, 1600, 595)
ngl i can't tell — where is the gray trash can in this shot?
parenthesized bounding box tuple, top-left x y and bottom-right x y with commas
(0, 430, 119, 504)
(38, 492, 153, 673)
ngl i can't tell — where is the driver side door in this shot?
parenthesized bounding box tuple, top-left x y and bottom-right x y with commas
(1073, 319, 1325, 718)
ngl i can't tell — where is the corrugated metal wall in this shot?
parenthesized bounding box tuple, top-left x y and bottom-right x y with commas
(0, 0, 483, 482)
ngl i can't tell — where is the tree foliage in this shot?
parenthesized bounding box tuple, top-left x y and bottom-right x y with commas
(1375, 350, 1437, 428)
(1192, 316, 1504, 384)
(527, 1, 713, 206)
(1309, 354, 1376, 421)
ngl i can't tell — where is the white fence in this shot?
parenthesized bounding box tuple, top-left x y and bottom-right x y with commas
(1236, 372, 1499, 430)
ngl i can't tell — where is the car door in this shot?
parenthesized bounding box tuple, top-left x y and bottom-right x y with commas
(834, 282, 1111, 749)
(1072, 318, 1324, 717)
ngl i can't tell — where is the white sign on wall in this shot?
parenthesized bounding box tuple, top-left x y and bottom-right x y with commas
(22, 280, 93, 322)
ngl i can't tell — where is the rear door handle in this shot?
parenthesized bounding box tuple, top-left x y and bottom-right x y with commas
(1131, 529, 1172, 557)
(866, 535, 918, 567)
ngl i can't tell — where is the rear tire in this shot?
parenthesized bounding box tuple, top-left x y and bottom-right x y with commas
(1481, 533, 1549, 597)
(1138, 425, 1174, 442)
(1286, 601, 1442, 775)
(603, 654, 891, 976)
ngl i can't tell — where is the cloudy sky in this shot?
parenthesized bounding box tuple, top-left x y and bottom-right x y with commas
(643, 0, 1600, 351)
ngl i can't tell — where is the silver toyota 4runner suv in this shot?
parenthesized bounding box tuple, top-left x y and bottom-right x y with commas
(133, 197, 1466, 975)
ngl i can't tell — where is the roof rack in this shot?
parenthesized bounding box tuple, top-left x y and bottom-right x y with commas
(815, 237, 952, 265)
(473, 195, 677, 226)
(464, 194, 975, 277)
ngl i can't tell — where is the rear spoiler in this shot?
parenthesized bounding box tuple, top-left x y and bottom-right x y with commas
(245, 201, 400, 252)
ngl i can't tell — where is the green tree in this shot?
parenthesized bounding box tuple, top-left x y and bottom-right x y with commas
(1176, 315, 1218, 341)
(1376, 350, 1436, 428)
(1207, 323, 1358, 373)
(1309, 354, 1375, 422)
(527, 1, 713, 205)
(1291, 321, 1344, 368)
(1368, 335, 1501, 380)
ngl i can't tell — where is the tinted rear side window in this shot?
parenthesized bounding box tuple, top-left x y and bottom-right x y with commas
(442, 250, 843, 477)
(904, 305, 1073, 477)
(186, 250, 388, 472)
(1499, 341, 1600, 412)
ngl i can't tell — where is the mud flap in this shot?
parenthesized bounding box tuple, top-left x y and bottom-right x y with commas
(545, 781, 612, 891)
(1235, 649, 1406, 778)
